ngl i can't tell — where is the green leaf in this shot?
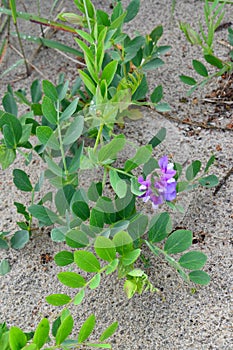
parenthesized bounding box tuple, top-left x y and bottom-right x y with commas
(127, 268, 144, 277)
(123, 279, 137, 299)
(186, 160, 202, 181)
(51, 227, 65, 242)
(105, 258, 119, 275)
(150, 85, 163, 104)
(33, 318, 49, 349)
(99, 321, 118, 341)
(90, 208, 105, 228)
(148, 212, 172, 243)
(13, 169, 33, 192)
(179, 251, 207, 270)
(66, 229, 89, 248)
(88, 182, 102, 202)
(101, 60, 118, 86)
(9, 327, 27, 350)
(2, 92, 18, 116)
(189, 270, 210, 285)
(0, 259, 10, 275)
(109, 169, 127, 198)
(121, 249, 141, 266)
(31, 79, 42, 103)
(113, 230, 133, 255)
(164, 229, 193, 254)
(57, 272, 86, 288)
(9, 0, 17, 23)
(148, 127, 166, 148)
(142, 58, 164, 71)
(28, 204, 64, 226)
(89, 273, 101, 289)
(0, 237, 9, 250)
(98, 135, 126, 163)
(192, 60, 208, 77)
(150, 25, 163, 44)
(124, 0, 140, 22)
(63, 116, 84, 145)
(94, 236, 116, 262)
(155, 102, 171, 112)
(74, 251, 100, 273)
(0, 112, 22, 146)
(60, 98, 78, 122)
(78, 314, 96, 343)
(45, 294, 71, 306)
(73, 289, 85, 305)
(10, 230, 29, 249)
(180, 75, 197, 86)
(42, 80, 58, 102)
(42, 96, 57, 125)
(204, 155, 215, 173)
(0, 147, 16, 169)
(72, 200, 90, 221)
(124, 145, 152, 172)
(56, 315, 74, 345)
(127, 213, 148, 241)
(36, 126, 60, 150)
(54, 251, 74, 266)
(78, 70, 96, 95)
(198, 174, 219, 188)
(204, 54, 223, 69)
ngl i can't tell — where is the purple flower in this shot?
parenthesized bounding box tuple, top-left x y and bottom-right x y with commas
(138, 156, 177, 210)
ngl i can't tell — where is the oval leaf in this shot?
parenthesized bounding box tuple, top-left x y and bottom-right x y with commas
(179, 251, 207, 270)
(73, 289, 85, 305)
(198, 175, 219, 188)
(186, 160, 201, 181)
(189, 270, 210, 285)
(89, 273, 101, 290)
(78, 314, 96, 343)
(13, 169, 33, 192)
(54, 251, 74, 266)
(94, 236, 116, 262)
(46, 294, 71, 306)
(99, 321, 118, 341)
(33, 318, 50, 349)
(66, 229, 89, 248)
(74, 251, 100, 272)
(57, 272, 86, 288)
(164, 229, 193, 254)
(56, 315, 74, 345)
(192, 60, 208, 77)
(9, 327, 27, 350)
(10, 230, 29, 249)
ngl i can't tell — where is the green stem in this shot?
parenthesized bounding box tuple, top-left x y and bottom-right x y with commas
(83, 0, 92, 34)
(106, 165, 135, 179)
(56, 101, 69, 178)
(93, 122, 104, 152)
(145, 240, 190, 283)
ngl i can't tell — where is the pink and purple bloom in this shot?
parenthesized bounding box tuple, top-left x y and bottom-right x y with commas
(138, 156, 177, 210)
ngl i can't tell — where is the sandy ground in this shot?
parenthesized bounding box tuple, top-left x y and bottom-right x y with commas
(0, 1, 232, 349)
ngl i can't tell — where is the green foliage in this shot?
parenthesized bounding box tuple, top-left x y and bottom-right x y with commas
(0, 0, 221, 348)
(180, 0, 233, 94)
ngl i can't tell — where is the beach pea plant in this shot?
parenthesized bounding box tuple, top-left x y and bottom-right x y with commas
(0, 0, 220, 348)
(0, 313, 118, 349)
(179, 0, 233, 94)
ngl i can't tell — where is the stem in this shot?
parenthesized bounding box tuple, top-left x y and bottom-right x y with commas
(83, 0, 92, 34)
(14, 21, 31, 75)
(106, 165, 135, 178)
(56, 101, 69, 178)
(93, 122, 104, 152)
(145, 240, 190, 283)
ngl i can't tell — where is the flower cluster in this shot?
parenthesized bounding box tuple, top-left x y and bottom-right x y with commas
(138, 156, 177, 210)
